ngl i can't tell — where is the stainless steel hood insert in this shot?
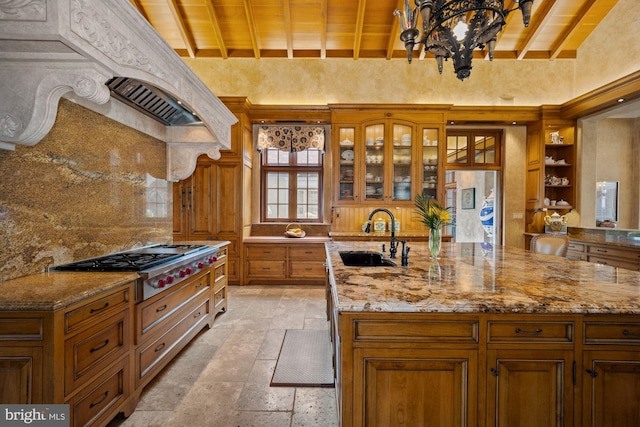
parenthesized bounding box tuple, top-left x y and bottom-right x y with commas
(106, 77, 201, 126)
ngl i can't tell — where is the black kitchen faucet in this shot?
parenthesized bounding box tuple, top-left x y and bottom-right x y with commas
(364, 208, 398, 258)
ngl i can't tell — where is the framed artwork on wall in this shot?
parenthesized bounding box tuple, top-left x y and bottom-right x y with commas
(461, 188, 475, 209)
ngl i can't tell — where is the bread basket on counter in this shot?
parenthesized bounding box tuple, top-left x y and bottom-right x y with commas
(285, 223, 306, 238)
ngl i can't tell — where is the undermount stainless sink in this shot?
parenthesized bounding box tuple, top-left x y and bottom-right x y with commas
(339, 251, 397, 267)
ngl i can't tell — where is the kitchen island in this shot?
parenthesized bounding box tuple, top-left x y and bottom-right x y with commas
(325, 241, 640, 427)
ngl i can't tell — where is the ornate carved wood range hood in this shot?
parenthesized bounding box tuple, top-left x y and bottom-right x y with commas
(0, 0, 237, 181)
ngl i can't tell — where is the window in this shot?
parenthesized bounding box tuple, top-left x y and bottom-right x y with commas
(446, 130, 501, 168)
(261, 147, 323, 222)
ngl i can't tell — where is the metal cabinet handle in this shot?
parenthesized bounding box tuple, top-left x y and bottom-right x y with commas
(623, 329, 640, 337)
(90, 339, 110, 353)
(156, 304, 167, 312)
(155, 342, 166, 352)
(515, 328, 543, 335)
(90, 302, 109, 313)
(89, 391, 109, 408)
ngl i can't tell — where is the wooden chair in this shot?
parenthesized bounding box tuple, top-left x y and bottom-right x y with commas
(530, 233, 570, 257)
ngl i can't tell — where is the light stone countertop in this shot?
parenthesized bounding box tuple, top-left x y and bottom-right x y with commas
(325, 241, 640, 315)
(0, 271, 139, 311)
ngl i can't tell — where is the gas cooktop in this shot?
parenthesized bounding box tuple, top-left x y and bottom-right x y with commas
(52, 244, 210, 272)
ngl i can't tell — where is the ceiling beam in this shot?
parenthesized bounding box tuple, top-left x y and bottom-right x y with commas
(283, 0, 293, 59)
(204, 0, 228, 59)
(386, 0, 404, 60)
(320, 0, 328, 59)
(166, 0, 197, 58)
(353, 0, 367, 59)
(516, 0, 556, 60)
(549, 0, 596, 60)
(243, 0, 261, 59)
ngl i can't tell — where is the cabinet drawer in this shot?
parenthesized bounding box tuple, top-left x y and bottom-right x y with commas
(568, 242, 585, 252)
(137, 272, 210, 342)
(354, 319, 479, 343)
(584, 322, 640, 345)
(214, 286, 226, 312)
(65, 286, 130, 334)
(69, 357, 129, 427)
(587, 255, 640, 271)
(65, 309, 130, 395)
(136, 297, 210, 383)
(290, 244, 325, 260)
(0, 318, 44, 341)
(588, 245, 640, 261)
(247, 260, 286, 277)
(246, 245, 286, 259)
(488, 321, 574, 343)
(290, 261, 326, 278)
(214, 264, 225, 282)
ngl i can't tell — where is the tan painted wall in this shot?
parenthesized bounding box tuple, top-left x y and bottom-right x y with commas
(574, 0, 640, 97)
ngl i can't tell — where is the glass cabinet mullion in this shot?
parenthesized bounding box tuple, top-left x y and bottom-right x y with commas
(364, 123, 385, 201)
(421, 128, 440, 200)
(392, 124, 412, 201)
(337, 126, 356, 202)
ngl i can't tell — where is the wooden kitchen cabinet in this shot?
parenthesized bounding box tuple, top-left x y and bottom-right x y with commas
(134, 248, 227, 390)
(331, 106, 446, 207)
(244, 241, 327, 285)
(564, 238, 640, 270)
(487, 349, 574, 426)
(582, 317, 640, 427)
(62, 284, 134, 427)
(173, 97, 252, 285)
(173, 160, 216, 240)
(358, 347, 477, 426)
(486, 319, 575, 426)
(526, 108, 576, 212)
(0, 346, 43, 404)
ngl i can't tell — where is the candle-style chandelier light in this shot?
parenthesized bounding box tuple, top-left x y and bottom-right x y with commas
(395, 0, 534, 80)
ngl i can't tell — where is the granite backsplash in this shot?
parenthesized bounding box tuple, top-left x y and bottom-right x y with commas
(0, 99, 173, 282)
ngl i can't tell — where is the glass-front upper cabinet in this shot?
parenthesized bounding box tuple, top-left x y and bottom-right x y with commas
(337, 126, 357, 203)
(421, 127, 439, 200)
(364, 123, 385, 201)
(392, 124, 412, 201)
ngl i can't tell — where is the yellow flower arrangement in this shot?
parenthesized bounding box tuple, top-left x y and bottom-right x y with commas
(414, 194, 455, 230)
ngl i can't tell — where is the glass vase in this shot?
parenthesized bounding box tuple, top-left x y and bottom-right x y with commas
(429, 227, 442, 259)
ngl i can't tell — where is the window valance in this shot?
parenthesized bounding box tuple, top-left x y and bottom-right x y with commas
(256, 125, 325, 152)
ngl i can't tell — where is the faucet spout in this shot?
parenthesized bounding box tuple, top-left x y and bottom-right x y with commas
(366, 208, 398, 258)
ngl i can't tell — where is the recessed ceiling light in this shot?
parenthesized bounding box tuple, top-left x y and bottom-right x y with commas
(617, 98, 625, 103)
(512, 121, 517, 125)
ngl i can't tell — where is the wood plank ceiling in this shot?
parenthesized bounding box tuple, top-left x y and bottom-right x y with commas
(129, 0, 619, 62)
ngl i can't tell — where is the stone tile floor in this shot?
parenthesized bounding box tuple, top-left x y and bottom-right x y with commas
(108, 285, 338, 427)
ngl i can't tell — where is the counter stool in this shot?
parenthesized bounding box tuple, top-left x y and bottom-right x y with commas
(530, 233, 569, 257)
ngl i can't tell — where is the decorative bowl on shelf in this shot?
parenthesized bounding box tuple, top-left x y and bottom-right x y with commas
(341, 150, 354, 161)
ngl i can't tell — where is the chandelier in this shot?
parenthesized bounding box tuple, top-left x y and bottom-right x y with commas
(395, 0, 534, 80)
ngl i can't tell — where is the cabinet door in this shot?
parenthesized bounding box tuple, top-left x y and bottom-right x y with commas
(355, 348, 477, 427)
(335, 126, 358, 204)
(583, 351, 640, 427)
(419, 126, 440, 201)
(172, 180, 188, 238)
(487, 349, 574, 427)
(172, 161, 216, 239)
(0, 347, 43, 403)
(363, 121, 386, 203)
(188, 161, 216, 238)
(391, 123, 413, 202)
